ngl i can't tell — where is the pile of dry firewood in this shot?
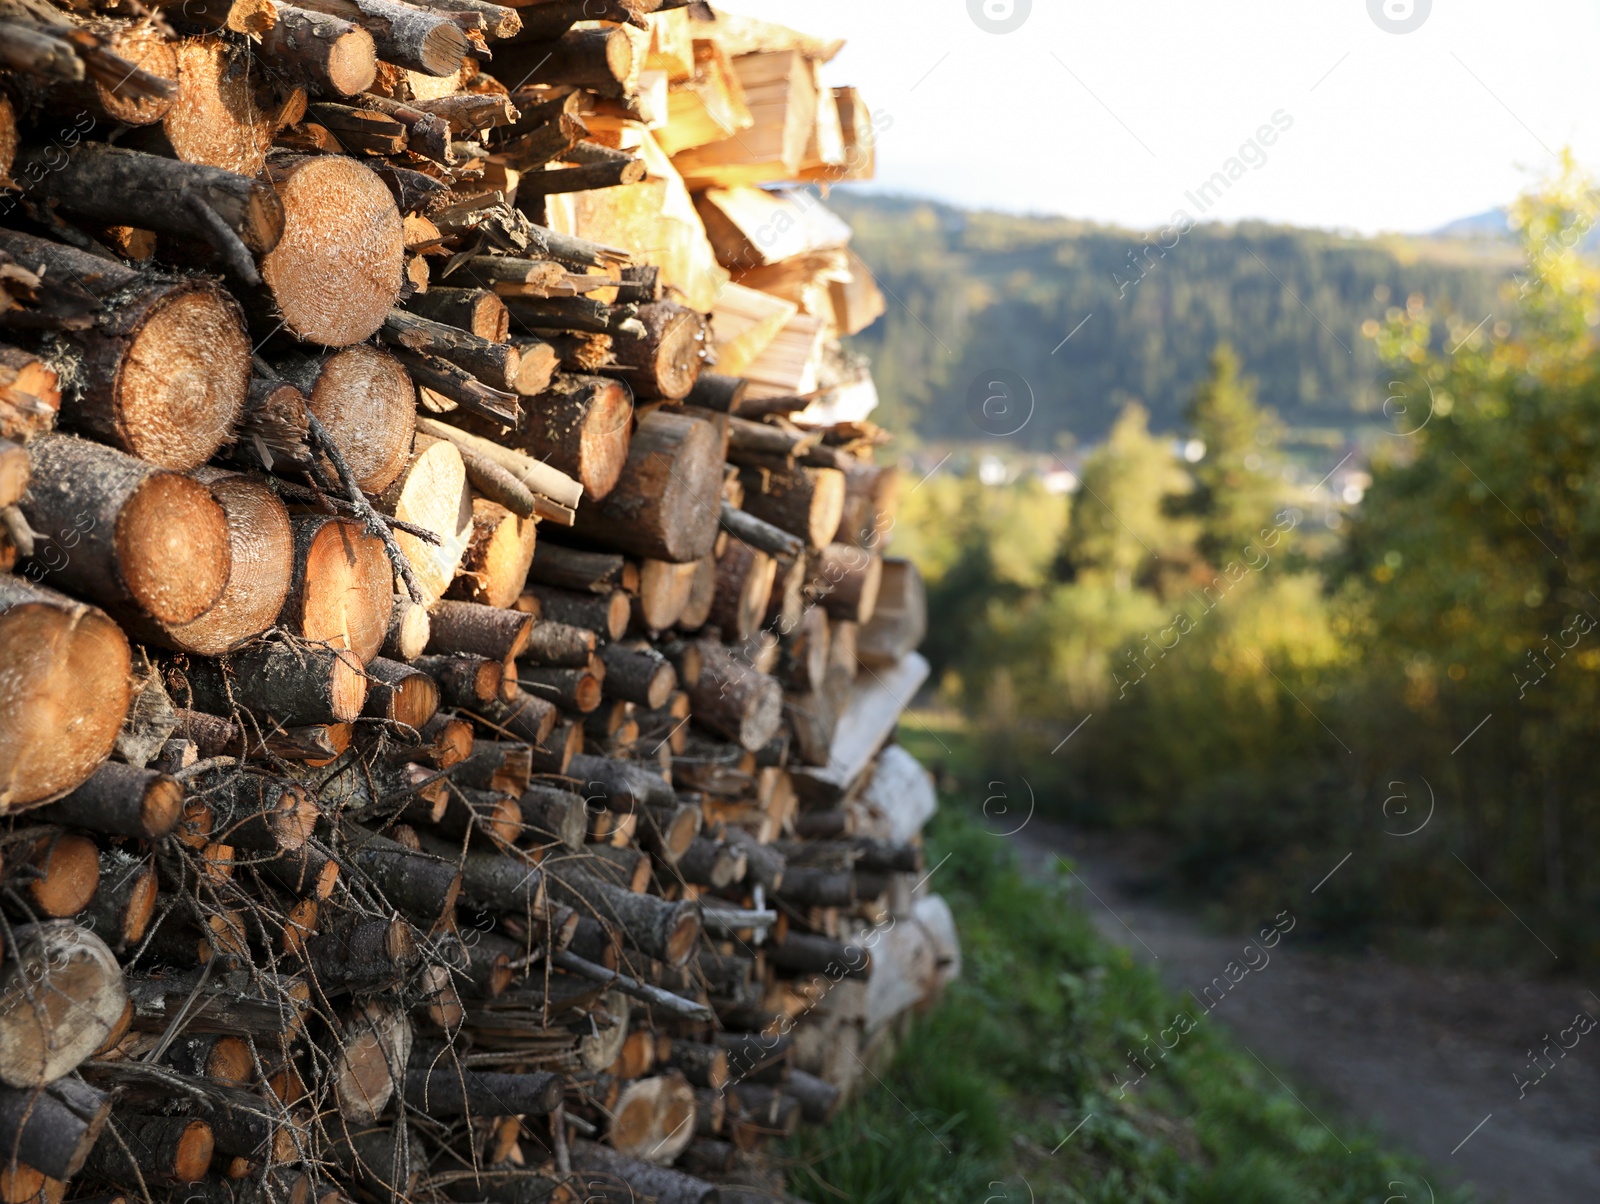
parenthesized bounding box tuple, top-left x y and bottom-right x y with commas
(0, 2, 952, 1202)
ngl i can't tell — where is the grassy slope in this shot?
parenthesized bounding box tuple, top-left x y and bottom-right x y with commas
(783, 720, 1471, 1203)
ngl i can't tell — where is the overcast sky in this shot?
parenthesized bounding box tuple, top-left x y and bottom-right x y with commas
(724, 1, 1600, 234)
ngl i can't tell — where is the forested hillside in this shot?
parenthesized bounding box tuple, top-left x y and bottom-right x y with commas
(832, 193, 1518, 443)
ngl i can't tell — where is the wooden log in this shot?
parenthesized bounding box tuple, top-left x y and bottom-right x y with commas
(551, 888, 697, 973)
(178, 641, 368, 725)
(523, 584, 628, 641)
(765, 549, 805, 634)
(664, 1042, 728, 1091)
(414, 653, 501, 708)
(0, 924, 126, 1089)
(414, 416, 583, 521)
(403, 1068, 562, 1118)
(516, 158, 647, 195)
(259, 155, 404, 347)
(633, 558, 697, 632)
(18, 435, 231, 625)
(154, 39, 273, 175)
(83, 1115, 212, 1185)
(274, 345, 415, 494)
(503, 296, 637, 337)
(383, 593, 432, 661)
(0, 348, 60, 444)
(382, 310, 518, 390)
(277, 515, 395, 663)
(606, 1072, 695, 1164)
(292, 0, 469, 74)
(597, 644, 676, 709)
(858, 558, 927, 668)
(413, 832, 543, 911)
(719, 501, 803, 561)
(809, 543, 881, 625)
(517, 666, 601, 713)
(120, 468, 293, 656)
(569, 1141, 713, 1204)
(637, 801, 701, 866)
(521, 619, 595, 667)
(0, 232, 250, 472)
(569, 409, 724, 563)
(408, 287, 509, 341)
(586, 843, 650, 893)
(451, 739, 531, 794)
(0, 577, 131, 812)
(260, 2, 378, 97)
(375, 434, 471, 607)
(38, 18, 175, 127)
(330, 1000, 411, 1123)
(0, 1078, 109, 1182)
(709, 539, 775, 643)
(326, 1124, 415, 1204)
(675, 837, 743, 890)
(426, 599, 533, 660)
(37, 762, 182, 840)
(19, 145, 284, 270)
(8, 831, 99, 918)
(229, 375, 312, 474)
(686, 641, 782, 752)
(635, 691, 691, 756)
(125, 967, 309, 1040)
(341, 832, 461, 926)
(677, 553, 717, 632)
(362, 656, 440, 727)
(528, 544, 633, 594)
(298, 915, 418, 992)
(737, 464, 844, 550)
(767, 931, 868, 980)
(567, 754, 673, 811)
(471, 690, 558, 747)
(495, 28, 634, 97)
(685, 372, 746, 414)
(523, 375, 636, 502)
(603, 302, 706, 401)
(448, 496, 540, 605)
(511, 338, 559, 396)
(79, 848, 158, 949)
(517, 784, 587, 849)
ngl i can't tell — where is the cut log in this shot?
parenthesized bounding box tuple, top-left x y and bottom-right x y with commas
(426, 599, 533, 660)
(857, 558, 927, 668)
(527, 544, 632, 594)
(719, 501, 802, 561)
(362, 657, 441, 727)
(408, 287, 509, 341)
(0, 924, 126, 1089)
(274, 345, 415, 493)
(737, 464, 844, 550)
(608, 1072, 695, 1164)
(278, 515, 395, 663)
(414, 416, 583, 522)
(83, 1115, 213, 1185)
(79, 848, 158, 949)
(523, 583, 628, 641)
(569, 409, 724, 563)
(517, 666, 602, 713)
(496, 28, 635, 96)
(686, 640, 782, 752)
(675, 837, 743, 890)
(778, 604, 828, 692)
(414, 654, 502, 707)
(376, 434, 471, 606)
(0, 577, 131, 812)
(230, 375, 312, 474)
(259, 155, 405, 347)
(292, 0, 469, 75)
(18, 435, 231, 625)
(603, 302, 706, 401)
(545, 865, 700, 966)
(382, 310, 519, 391)
(809, 543, 881, 625)
(569, 1141, 713, 1204)
(765, 547, 805, 633)
(330, 1000, 412, 1123)
(260, 2, 378, 97)
(341, 832, 461, 926)
(447, 499, 537, 609)
(157, 39, 273, 174)
(0, 231, 250, 472)
(664, 1042, 728, 1091)
(521, 619, 596, 668)
(633, 557, 697, 632)
(11, 831, 98, 918)
(597, 643, 676, 709)
(0, 1078, 110, 1182)
(566, 753, 673, 812)
(517, 784, 587, 850)
(382, 594, 432, 661)
(709, 539, 775, 643)
(470, 690, 558, 748)
(177, 641, 368, 725)
(685, 372, 746, 414)
(403, 1068, 562, 1118)
(37, 761, 182, 840)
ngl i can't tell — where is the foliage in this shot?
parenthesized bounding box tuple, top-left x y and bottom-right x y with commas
(832, 193, 1515, 443)
(784, 725, 1470, 1203)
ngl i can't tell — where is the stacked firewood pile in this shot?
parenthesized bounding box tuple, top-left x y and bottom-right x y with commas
(0, 2, 953, 1202)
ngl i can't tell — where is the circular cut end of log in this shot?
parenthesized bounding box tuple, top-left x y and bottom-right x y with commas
(604, 591, 631, 642)
(738, 678, 783, 753)
(262, 157, 405, 347)
(431, 716, 474, 767)
(164, 40, 272, 174)
(272, 782, 319, 850)
(123, 865, 159, 943)
(0, 592, 131, 811)
(162, 474, 293, 655)
(28, 833, 100, 917)
(140, 774, 186, 842)
(573, 672, 603, 713)
(173, 1119, 215, 1183)
(301, 519, 395, 663)
(207, 1034, 255, 1085)
(807, 469, 847, 549)
(387, 597, 432, 661)
(647, 306, 706, 401)
(0, 924, 127, 1089)
(328, 649, 368, 722)
(117, 472, 231, 624)
(311, 345, 417, 493)
(664, 903, 701, 968)
(118, 283, 251, 470)
(101, 26, 178, 126)
(388, 671, 440, 729)
(574, 380, 633, 501)
(419, 24, 470, 76)
(382, 435, 469, 605)
(326, 27, 380, 97)
(0, 1163, 43, 1202)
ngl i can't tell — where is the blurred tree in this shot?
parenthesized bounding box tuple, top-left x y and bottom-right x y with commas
(1174, 344, 1286, 565)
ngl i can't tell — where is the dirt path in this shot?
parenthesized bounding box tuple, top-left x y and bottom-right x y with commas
(1010, 818, 1600, 1203)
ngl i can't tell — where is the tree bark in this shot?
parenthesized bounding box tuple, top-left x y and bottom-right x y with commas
(273, 345, 415, 494)
(495, 29, 634, 97)
(517, 666, 602, 713)
(522, 619, 596, 667)
(414, 653, 502, 707)
(517, 784, 587, 850)
(426, 599, 533, 661)
(597, 643, 676, 709)
(569, 409, 724, 563)
(403, 1068, 562, 1119)
(177, 641, 368, 725)
(633, 557, 698, 632)
(686, 641, 782, 752)
(0, 1078, 109, 1182)
(382, 309, 519, 390)
(472, 690, 559, 748)
(709, 539, 775, 644)
(545, 865, 699, 967)
(737, 464, 844, 550)
(408, 287, 509, 342)
(685, 372, 746, 414)
(719, 501, 803, 561)
(603, 302, 706, 401)
(18, 434, 231, 625)
(260, 2, 378, 97)
(83, 1115, 213, 1185)
(37, 761, 182, 841)
(569, 1141, 714, 1204)
(809, 543, 881, 624)
(523, 584, 629, 641)
(292, 0, 469, 75)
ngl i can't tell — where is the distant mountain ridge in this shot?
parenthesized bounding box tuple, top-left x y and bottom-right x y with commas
(831, 192, 1519, 445)
(1433, 208, 1514, 240)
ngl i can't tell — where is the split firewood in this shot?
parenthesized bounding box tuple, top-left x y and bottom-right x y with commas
(278, 514, 396, 663)
(446, 497, 536, 608)
(0, 231, 251, 471)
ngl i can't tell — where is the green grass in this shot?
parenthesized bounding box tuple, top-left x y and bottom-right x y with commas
(781, 719, 1471, 1204)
